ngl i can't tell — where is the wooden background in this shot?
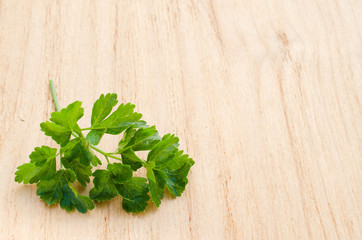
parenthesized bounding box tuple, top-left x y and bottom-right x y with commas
(0, 0, 361, 239)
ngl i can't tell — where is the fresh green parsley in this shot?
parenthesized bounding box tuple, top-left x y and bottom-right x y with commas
(15, 80, 194, 213)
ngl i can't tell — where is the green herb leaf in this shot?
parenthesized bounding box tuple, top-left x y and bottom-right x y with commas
(91, 93, 118, 125)
(99, 103, 145, 134)
(117, 126, 137, 150)
(15, 146, 57, 184)
(89, 163, 133, 201)
(117, 126, 160, 153)
(86, 103, 145, 145)
(147, 134, 179, 163)
(29, 146, 57, 166)
(90, 154, 102, 167)
(121, 149, 144, 171)
(85, 93, 118, 145)
(117, 177, 150, 213)
(158, 150, 194, 196)
(107, 163, 133, 183)
(89, 169, 118, 201)
(146, 134, 194, 206)
(40, 101, 84, 146)
(148, 170, 166, 207)
(60, 139, 93, 186)
(85, 129, 105, 146)
(36, 169, 94, 213)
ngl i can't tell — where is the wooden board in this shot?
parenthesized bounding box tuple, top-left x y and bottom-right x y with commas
(0, 0, 361, 239)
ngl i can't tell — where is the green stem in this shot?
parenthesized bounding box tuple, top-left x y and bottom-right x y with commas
(49, 79, 61, 112)
(89, 145, 123, 161)
(72, 131, 84, 139)
(59, 153, 63, 167)
(105, 155, 110, 164)
(49, 80, 63, 167)
(80, 127, 92, 131)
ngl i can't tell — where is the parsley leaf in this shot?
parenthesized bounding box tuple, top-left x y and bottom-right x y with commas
(146, 134, 194, 206)
(117, 177, 150, 213)
(29, 146, 57, 165)
(36, 169, 94, 213)
(120, 149, 144, 171)
(86, 101, 145, 145)
(91, 93, 118, 125)
(116, 126, 160, 170)
(90, 164, 149, 213)
(90, 154, 102, 167)
(98, 103, 145, 134)
(40, 101, 84, 146)
(89, 170, 118, 201)
(117, 126, 160, 152)
(157, 150, 194, 196)
(147, 168, 166, 207)
(89, 163, 133, 201)
(60, 139, 95, 186)
(86, 93, 118, 145)
(15, 146, 57, 184)
(147, 134, 179, 163)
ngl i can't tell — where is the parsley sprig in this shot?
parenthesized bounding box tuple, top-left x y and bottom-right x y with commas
(15, 80, 194, 213)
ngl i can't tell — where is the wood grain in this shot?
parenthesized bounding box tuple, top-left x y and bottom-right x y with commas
(0, 0, 361, 239)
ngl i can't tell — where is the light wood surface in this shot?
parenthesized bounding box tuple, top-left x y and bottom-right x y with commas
(0, 1, 361, 239)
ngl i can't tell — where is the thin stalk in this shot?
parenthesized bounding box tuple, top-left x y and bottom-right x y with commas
(105, 155, 110, 164)
(89, 145, 123, 161)
(49, 79, 61, 112)
(49, 80, 63, 168)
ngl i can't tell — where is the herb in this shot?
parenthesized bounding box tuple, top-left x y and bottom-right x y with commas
(15, 80, 194, 213)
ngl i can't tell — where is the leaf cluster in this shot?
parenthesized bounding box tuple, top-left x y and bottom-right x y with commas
(15, 93, 194, 213)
